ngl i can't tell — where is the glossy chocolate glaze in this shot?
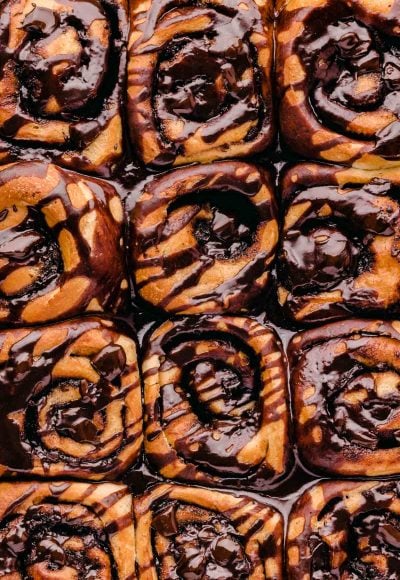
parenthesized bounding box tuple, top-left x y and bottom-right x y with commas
(134, 484, 283, 580)
(0, 504, 113, 577)
(129, 162, 278, 315)
(141, 315, 289, 490)
(304, 15, 400, 157)
(0, 0, 128, 176)
(0, 317, 142, 479)
(0, 481, 135, 579)
(287, 480, 400, 579)
(0, 162, 127, 325)
(277, 0, 400, 166)
(127, 0, 275, 167)
(278, 162, 400, 323)
(288, 319, 400, 477)
(154, 2, 263, 144)
(153, 502, 251, 579)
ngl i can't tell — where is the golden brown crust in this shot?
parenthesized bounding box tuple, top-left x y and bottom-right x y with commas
(135, 483, 283, 580)
(287, 479, 400, 579)
(127, 0, 275, 168)
(130, 161, 278, 314)
(142, 316, 289, 489)
(0, 317, 142, 480)
(0, 480, 135, 578)
(0, 0, 128, 176)
(277, 0, 400, 169)
(278, 162, 400, 323)
(0, 161, 127, 325)
(289, 318, 400, 476)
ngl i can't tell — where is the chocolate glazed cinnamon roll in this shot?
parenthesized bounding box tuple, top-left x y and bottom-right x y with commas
(0, 0, 127, 176)
(287, 480, 400, 579)
(130, 162, 278, 314)
(277, 0, 400, 169)
(278, 163, 400, 323)
(289, 319, 400, 477)
(127, 0, 274, 168)
(135, 484, 283, 580)
(0, 317, 142, 479)
(0, 162, 127, 325)
(0, 480, 135, 578)
(142, 316, 289, 489)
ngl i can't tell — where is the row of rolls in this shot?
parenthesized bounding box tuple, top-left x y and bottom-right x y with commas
(4, 310, 400, 483)
(0, 477, 398, 577)
(4, 158, 400, 326)
(0, 0, 400, 175)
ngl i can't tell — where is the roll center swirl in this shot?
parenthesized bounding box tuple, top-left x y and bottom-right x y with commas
(0, 206, 61, 299)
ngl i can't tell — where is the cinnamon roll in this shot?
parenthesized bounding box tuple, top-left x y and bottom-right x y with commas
(0, 317, 142, 479)
(127, 0, 274, 168)
(0, 162, 127, 325)
(130, 162, 278, 315)
(278, 163, 400, 323)
(135, 483, 283, 579)
(0, 0, 127, 176)
(287, 479, 400, 579)
(142, 316, 289, 489)
(289, 319, 400, 477)
(277, 0, 400, 169)
(0, 480, 135, 578)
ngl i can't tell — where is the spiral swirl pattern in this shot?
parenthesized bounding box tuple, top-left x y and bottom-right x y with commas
(0, 317, 142, 479)
(0, 0, 127, 176)
(287, 480, 400, 579)
(0, 480, 135, 579)
(127, 0, 274, 168)
(0, 162, 127, 325)
(278, 163, 400, 323)
(289, 319, 400, 476)
(277, 0, 400, 169)
(142, 316, 289, 489)
(130, 162, 278, 314)
(135, 484, 283, 580)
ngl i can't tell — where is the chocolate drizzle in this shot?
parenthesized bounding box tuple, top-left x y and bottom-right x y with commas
(0, 161, 127, 325)
(142, 315, 289, 489)
(277, 0, 400, 165)
(152, 502, 251, 579)
(0, 504, 113, 577)
(0, 317, 142, 479)
(289, 319, 400, 477)
(278, 163, 400, 323)
(287, 480, 400, 579)
(305, 15, 400, 156)
(0, 480, 135, 580)
(130, 161, 278, 315)
(0, 207, 61, 299)
(128, 0, 274, 166)
(0, 0, 128, 176)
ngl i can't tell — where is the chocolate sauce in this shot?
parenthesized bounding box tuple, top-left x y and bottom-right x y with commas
(0, 318, 137, 476)
(128, 0, 274, 167)
(0, 162, 127, 325)
(296, 9, 400, 157)
(0, 0, 128, 176)
(0, 501, 114, 577)
(152, 502, 252, 579)
(278, 171, 400, 323)
(130, 162, 278, 314)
